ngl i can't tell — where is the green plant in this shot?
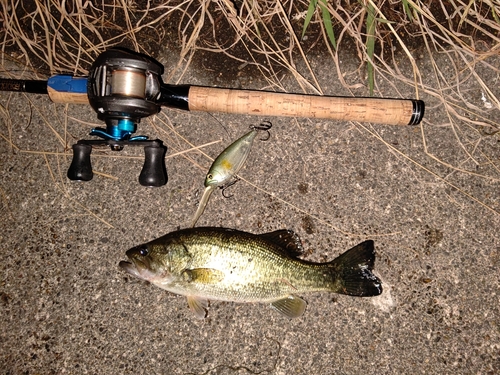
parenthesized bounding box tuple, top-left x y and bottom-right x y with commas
(302, 0, 336, 49)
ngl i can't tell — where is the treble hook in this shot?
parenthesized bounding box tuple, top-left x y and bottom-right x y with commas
(250, 120, 272, 141)
(220, 177, 240, 198)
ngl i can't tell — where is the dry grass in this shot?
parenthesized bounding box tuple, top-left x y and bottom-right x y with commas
(1, 0, 497, 109)
(0, 0, 499, 220)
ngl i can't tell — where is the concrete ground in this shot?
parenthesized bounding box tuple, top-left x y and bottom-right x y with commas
(1, 42, 499, 374)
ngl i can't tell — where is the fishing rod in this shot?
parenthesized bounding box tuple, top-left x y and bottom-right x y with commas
(0, 48, 425, 186)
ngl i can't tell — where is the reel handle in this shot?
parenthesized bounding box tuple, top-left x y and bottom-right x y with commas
(139, 143, 167, 187)
(66, 140, 168, 186)
(67, 143, 93, 181)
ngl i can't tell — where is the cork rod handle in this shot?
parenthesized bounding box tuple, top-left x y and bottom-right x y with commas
(47, 87, 89, 104)
(188, 86, 424, 126)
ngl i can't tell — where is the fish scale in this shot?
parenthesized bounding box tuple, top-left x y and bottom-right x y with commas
(120, 227, 382, 318)
(177, 232, 332, 302)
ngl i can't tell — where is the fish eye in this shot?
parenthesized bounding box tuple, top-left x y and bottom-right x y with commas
(207, 174, 213, 180)
(139, 247, 149, 256)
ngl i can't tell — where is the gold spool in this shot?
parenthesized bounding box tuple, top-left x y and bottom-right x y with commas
(111, 69, 147, 98)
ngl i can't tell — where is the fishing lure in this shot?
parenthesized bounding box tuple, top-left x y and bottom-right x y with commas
(190, 121, 272, 227)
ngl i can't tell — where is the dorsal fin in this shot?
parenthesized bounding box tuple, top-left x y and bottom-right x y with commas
(259, 229, 304, 257)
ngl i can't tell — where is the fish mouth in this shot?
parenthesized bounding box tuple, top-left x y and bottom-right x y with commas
(119, 260, 143, 279)
(119, 258, 159, 283)
(119, 258, 154, 280)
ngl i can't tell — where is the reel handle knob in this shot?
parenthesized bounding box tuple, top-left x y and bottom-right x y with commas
(139, 144, 167, 187)
(67, 143, 93, 181)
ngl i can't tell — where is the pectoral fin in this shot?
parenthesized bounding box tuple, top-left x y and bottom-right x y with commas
(270, 295, 307, 319)
(187, 296, 209, 319)
(182, 268, 225, 284)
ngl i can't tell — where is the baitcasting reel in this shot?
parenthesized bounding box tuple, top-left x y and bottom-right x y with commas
(67, 49, 168, 187)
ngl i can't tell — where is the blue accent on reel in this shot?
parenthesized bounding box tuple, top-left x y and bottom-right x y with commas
(129, 135, 148, 141)
(89, 128, 131, 141)
(118, 118, 135, 133)
(89, 118, 148, 141)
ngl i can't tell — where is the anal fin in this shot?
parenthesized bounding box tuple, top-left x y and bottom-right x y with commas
(187, 296, 209, 319)
(270, 295, 307, 319)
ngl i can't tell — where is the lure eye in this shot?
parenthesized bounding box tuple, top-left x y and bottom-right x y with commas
(139, 247, 149, 256)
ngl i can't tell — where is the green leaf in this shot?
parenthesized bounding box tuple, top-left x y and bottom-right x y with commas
(318, 0, 336, 49)
(402, 0, 414, 22)
(366, 2, 376, 96)
(301, 0, 336, 49)
(491, 3, 500, 24)
(301, 0, 318, 40)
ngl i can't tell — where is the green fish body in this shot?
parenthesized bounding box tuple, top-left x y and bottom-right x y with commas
(119, 227, 382, 318)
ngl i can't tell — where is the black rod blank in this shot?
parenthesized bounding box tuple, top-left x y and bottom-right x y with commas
(0, 79, 48, 94)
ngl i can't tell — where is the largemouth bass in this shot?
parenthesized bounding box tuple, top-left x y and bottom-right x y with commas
(190, 121, 272, 227)
(119, 227, 382, 318)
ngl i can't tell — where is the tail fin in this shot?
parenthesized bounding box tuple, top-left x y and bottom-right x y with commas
(330, 240, 382, 296)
